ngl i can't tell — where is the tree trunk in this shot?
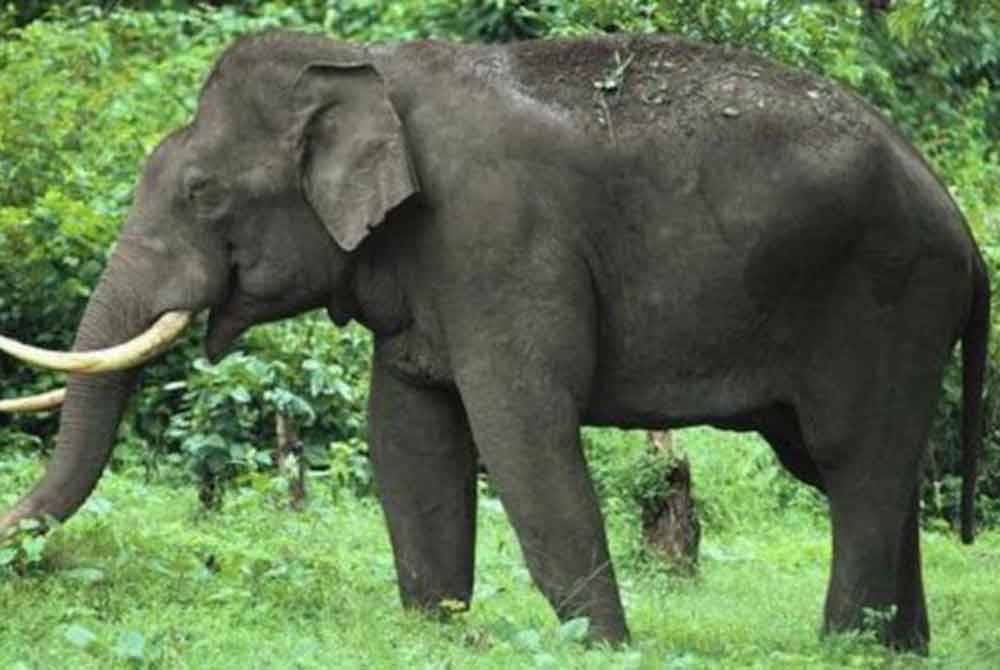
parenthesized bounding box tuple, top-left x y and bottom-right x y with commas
(641, 430, 700, 574)
(276, 413, 306, 511)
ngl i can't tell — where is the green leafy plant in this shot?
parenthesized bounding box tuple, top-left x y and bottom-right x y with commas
(0, 518, 51, 574)
(163, 316, 372, 507)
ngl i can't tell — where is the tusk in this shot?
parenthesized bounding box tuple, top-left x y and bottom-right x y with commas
(0, 388, 66, 413)
(0, 310, 192, 373)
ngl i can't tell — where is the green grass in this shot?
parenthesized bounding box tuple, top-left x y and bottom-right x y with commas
(2, 428, 999, 668)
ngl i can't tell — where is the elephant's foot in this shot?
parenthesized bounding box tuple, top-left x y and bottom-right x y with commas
(574, 614, 630, 647)
(400, 591, 473, 621)
(887, 623, 930, 656)
(822, 605, 929, 655)
(822, 477, 930, 655)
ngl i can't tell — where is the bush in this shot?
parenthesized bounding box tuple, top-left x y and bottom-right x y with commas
(158, 316, 372, 503)
(0, 4, 314, 420)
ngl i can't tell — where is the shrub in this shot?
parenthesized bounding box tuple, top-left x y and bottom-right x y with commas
(160, 316, 372, 505)
(0, 3, 316, 428)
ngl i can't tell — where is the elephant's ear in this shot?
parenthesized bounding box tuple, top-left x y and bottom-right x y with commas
(295, 62, 419, 252)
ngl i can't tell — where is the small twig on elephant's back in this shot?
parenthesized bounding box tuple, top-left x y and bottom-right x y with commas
(598, 96, 618, 146)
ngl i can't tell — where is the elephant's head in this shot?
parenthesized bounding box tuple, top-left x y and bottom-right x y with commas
(0, 32, 418, 530)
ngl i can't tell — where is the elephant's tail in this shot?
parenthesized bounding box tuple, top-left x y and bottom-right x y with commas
(960, 248, 990, 544)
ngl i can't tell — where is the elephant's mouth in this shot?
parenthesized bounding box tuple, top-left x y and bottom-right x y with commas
(205, 301, 252, 364)
(204, 269, 276, 363)
(204, 266, 246, 363)
(205, 260, 327, 363)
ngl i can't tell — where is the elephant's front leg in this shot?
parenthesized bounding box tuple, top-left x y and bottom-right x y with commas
(368, 350, 478, 611)
(455, 359, 628, 643)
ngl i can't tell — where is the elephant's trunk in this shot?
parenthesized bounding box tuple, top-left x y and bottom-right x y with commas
(1, 255, 155, 531)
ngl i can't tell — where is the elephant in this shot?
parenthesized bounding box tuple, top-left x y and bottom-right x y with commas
(0, 31, 989, 652)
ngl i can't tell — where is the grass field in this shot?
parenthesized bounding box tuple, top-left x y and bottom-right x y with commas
(2, 428, 998, 669)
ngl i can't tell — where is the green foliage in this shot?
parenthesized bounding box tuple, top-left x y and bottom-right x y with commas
(584, 429, 655, 508)
(0, 518, 50, 574)
(162, 316, 372, 505)
(0, 1, 313, 420)
(0, 2, 360, 492)
(299, 0, 552, 43)
(462, 1, 550, 42)
(926, 347, 1000, 530)
(583, 427, 826, 571)
(2, 432, 998, 668)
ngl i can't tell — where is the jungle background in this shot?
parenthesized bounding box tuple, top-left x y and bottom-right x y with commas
(1, 1, 998, 667)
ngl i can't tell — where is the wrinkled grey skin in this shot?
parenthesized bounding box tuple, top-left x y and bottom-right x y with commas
(2, 32, 989, 652)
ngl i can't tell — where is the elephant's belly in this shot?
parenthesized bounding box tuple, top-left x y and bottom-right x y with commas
(582, 274, 793, 430)
(583, 364, 781, 431)
(581, 226, 820, 430)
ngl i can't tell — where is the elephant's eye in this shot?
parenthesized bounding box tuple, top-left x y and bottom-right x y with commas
(186, 177, 209, 201)
(182, 168, 228, 220)
(183, 169, 213, 202)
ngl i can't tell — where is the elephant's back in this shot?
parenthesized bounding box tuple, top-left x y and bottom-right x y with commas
(497, 34, 873, 151)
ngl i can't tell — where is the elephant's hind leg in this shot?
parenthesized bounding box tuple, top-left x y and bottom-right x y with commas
(794, 250, 968, 653)
(764, 386, 928, 650)
(803, 299, 958, 652)
(756, 403, 927, 649)
(368, 348, 479, 612)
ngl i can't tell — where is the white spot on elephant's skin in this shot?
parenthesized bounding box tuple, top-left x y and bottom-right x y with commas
(471, 50, 575, 129)
(507, 84, 575, 127)
(648, 288, 665, 308)
(679, 170, 699, 197)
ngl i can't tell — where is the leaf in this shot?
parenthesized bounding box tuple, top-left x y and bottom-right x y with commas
(229, 387, 251, 403)
(480, 498, 505, 514)
(533, 652, 558, 668)
(557, 617, 590, 642)
(63, 567, 105, 583)
(664, 652, 699, 668)
(148, 561, 177, 577)
(113, 631, 145, 660)
(261, 563, 289, 579)
(83, 496, 113, 517)
(16, 518, 42, 532)
(206, 587, 248, 603)
(512, 628, 542, 650)
(0, 548, 17, 566)
(20, 536, 46, 563)
(488, 617, 519, 642)
(64, 624, 97, 648)
(439, 598, 468, 614)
